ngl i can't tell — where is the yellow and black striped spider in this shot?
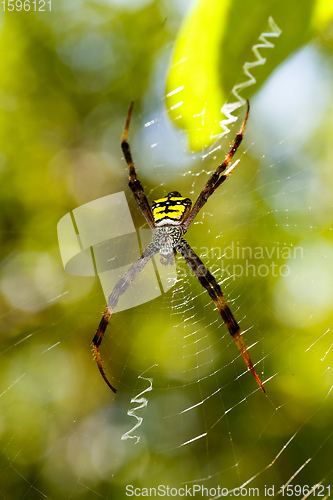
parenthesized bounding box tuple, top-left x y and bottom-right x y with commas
(92, 101, 265, 394)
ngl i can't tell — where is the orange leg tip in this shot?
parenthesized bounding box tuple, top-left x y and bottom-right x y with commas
(122, 101, 135, 143)
(93, 344, 117, 394)
(233, 332, 266, 393)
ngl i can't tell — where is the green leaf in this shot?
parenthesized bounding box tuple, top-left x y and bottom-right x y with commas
(166, 0, 333, 151)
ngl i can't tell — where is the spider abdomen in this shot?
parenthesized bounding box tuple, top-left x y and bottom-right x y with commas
(151, 191, 192, 225)
(152, 225, 183, 256)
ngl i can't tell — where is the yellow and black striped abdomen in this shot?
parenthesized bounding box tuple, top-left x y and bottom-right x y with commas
(151, 191, 192, 225)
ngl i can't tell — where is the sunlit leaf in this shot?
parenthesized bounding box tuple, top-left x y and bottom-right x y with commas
(166, 0, 333, 151)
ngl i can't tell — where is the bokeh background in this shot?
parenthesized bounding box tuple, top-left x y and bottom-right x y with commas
(0, 0, 333, 498)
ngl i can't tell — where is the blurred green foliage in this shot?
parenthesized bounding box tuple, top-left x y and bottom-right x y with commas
(0, 1, 332, 499)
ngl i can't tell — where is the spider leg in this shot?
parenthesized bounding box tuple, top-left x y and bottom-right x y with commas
(176, 238, 265, 393)
(121, 102, 155, 229)
(92, 242, 159, 392)
(182, 101, 249, 233)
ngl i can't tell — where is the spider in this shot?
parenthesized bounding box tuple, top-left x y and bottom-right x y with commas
(92, 101, 266, 394)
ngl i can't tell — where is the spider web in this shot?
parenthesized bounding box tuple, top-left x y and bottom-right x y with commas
(105, 47, 331, 500)
(0, 5, 333, 500)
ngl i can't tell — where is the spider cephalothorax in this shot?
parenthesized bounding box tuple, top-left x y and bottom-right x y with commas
(92, 101, 266, 394)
